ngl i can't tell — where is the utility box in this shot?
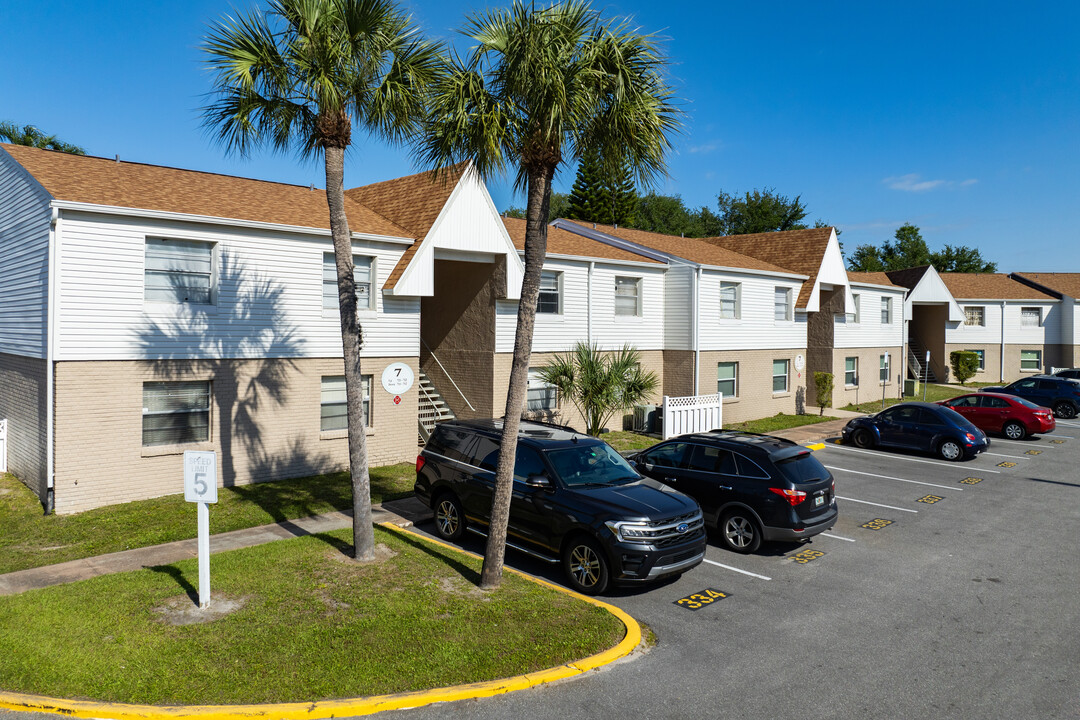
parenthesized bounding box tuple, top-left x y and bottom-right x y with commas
(904, 379, 918, 397)
(633, 404, 658, 433)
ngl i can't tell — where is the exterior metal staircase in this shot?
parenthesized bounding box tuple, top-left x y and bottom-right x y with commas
(418, 371, 455, 444)
(907, 339, 937, 383)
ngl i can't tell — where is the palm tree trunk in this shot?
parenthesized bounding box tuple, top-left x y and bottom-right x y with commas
(479, 165, 554, 590)
(325, 144, 376, 561)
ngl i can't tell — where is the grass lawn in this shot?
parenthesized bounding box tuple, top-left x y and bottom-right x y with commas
(841, 382, 994, 415)
(0, 525, 625, 705)
(0, 464, 415, 575)
(604, 412, 840, 453)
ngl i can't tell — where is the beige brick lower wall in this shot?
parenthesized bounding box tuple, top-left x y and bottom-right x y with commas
(944, 344, 1063, 383)
(830, 346, 903, 408)
(53, 356, 418, 514)
(0, 352, 48, 500)
(696, 348, 806, 425)
(493, 350, 665, 433)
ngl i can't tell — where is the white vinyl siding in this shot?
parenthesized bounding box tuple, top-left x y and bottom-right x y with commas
(698, 273, 805, 351)
(142, 381, 210, 446)
(719, 282, 740, 319)
(321, 375, 371, 430)
(845, 357, 858, 386)
(774, 287, 792, 321)
(145, 239, 214, 305)
(537, 270, 561, 314)
(947, 301, 1059, 346)
(965, 306, 985, 326)
(0, 150, 52, 358)
(717, 361, 737, 398)
(1021, 307, 1041, 327)
(1021, 350, 1041, 371)
(527, 368, 557, 411)
(323, 253, 372, 311)
(834, 287, 905, 349)
(772, 359, 789, 393)
(615, 276, 642, 317)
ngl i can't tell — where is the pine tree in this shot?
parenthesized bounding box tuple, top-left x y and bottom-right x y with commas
(566, 152, 637, 226)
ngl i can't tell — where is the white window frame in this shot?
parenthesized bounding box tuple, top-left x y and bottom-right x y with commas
(847, 293, 860, 323)
(321, 375, 372, 431)
(772, 359, 789, 394)
(880, 354, 891, 383)
(845, 357, 858, 387)
(717, 361, 738, 398)
(527, 368, 558, 411)
(964, 306, 985, 327)
(881, 297, 892, 324)
(719, 282, 741, 320)
(537, 270, 562, 315)
(324, 253, 374, 313)
(964, 349, 986, 370)
(1020, 350, 1041, 372)
(142, 381, 211, 447)
(145, 238, 216, 306)
(774, 287, 793, 322)
(615, 276, 642, 317)
(1020, 307, 1042, 328)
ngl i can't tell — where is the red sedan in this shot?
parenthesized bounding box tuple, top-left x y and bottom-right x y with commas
(937, 392, 1055, 440)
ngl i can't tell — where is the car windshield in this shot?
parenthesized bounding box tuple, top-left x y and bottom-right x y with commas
(776, 452, 830, 485)
(546, 443, 639, 487)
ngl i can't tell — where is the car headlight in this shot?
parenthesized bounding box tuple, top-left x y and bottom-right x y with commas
(605, 520, 656, 543)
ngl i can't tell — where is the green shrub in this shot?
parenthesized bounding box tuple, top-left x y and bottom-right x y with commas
(950, 351, 980, 385)
(813, 371, 834, 416)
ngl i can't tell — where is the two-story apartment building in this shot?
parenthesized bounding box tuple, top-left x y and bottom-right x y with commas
(1011, 273, 1080, 369)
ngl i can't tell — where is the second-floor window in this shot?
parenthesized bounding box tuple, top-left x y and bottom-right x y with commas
(1021, 307, 1042, 327)
(965, 306, 985, 326)
(537, 271, 561, 314)
(719, 282, 740, 319)
(881, 297, 892, 324)
(145, 239, 214, 305)
(323, 254, 373, 311)
(615, 276, 642, 317)
(774, 287, 793, 321)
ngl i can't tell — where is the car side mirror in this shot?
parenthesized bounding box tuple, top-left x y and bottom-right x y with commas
(627, 459, 638, 469)
(526, 474, 552, 488)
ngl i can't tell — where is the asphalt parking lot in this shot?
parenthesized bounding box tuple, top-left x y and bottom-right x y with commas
(390, 421, 1080, 720)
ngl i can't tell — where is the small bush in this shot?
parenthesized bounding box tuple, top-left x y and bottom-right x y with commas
(813, 371, 834, 416)
(950, 351, 980, 385)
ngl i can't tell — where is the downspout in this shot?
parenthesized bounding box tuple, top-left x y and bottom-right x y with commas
(45, 206, 59, 514)
(1000, 300, 1006, 382)
(587, 261, 594, 345)
(693, 267, 702, 395)
(901, 294, 907, 398)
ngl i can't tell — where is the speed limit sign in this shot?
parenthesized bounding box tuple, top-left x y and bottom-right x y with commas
(184, 451, 218, 503)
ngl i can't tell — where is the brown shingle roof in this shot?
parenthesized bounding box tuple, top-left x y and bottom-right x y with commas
(345, 162, 468, 238)
(847, 271, 903, 288)
(1, 143, 412, 238)
(885, 266, 932, 290)
(702, 227, 834, 308)
(575, 223, 796, 275)
(502, 217, 659, 264)
(940, 272, 1058, 300)
(1012, 273, 1080, 299)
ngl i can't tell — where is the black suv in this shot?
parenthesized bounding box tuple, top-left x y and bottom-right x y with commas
(415, 419, 706, 595)
(629, 431, 837, 554)
(981, 375, 1080, 419)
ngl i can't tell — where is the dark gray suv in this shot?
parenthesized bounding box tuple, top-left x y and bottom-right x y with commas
(415, 419, 706, 594)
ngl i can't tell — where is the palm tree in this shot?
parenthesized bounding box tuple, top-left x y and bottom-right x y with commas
(416, 0, 680, 589)
(0, 122, 85, 154)
(201, 0, 439, 560)
(539, 343, 658, 436)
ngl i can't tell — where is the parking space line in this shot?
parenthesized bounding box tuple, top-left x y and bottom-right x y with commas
(836, 495, 919, 513)
(991, 438, 1050, 447)
(702, 558, 771, 581)
(824, 465, 962, 491)
(1054, 421, 1080, 428)
(819, 443, 1001, 473)
(984, 451, 1031, 460)
(819, 532, 856, 542)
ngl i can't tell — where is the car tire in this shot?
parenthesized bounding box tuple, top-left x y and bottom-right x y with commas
(1053, 402, 1077, 420)
(1003, 421, 1026, 441)
(938, 439, 963, 461)
(433, 493, 466, 541)
(852, 428, 875, 449)
(719, 510, 762, 554)
(562, 536, 610, 595)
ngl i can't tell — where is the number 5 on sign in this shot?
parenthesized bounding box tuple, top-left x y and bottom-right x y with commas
(184, 451, 217, 609)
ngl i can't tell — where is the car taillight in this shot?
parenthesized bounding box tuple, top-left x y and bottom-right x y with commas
(769, 487, 807, 506)
(416, 455, 426, 473)
(964, 432, 977, 444)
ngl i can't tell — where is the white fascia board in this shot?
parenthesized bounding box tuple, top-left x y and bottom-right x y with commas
(952, 297, 1059, 304)
(1, 148, 55, 205)
(849, 281, 906, 292)
(48, 200, 416, 245)
(521, 250, 663, 270)
(698, 264, 807, 281)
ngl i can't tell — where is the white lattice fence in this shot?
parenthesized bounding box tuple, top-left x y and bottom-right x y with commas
(661, 394, 722, 440)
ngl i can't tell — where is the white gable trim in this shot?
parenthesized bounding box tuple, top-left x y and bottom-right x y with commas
(905, 265, 965, 321)
(805, 229, 851, 313)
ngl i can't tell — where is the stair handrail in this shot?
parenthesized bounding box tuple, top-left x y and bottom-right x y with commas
(420, 338, 476, 412)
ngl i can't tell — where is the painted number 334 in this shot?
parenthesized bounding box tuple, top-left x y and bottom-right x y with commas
(675, 588, 728, 610)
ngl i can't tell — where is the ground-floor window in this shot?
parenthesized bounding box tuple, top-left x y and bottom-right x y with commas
(527, 368, 557, 411)
(772, 359, 789, 393)
(321, 375, 372, 431)
(845, 357, 858, 386)
(1020, 350, 1041, 371)
(717, 362, 738, 398)
(142, 381, 211, 446)
(964, 349, 986, 370)
(880, 354, 890, 383)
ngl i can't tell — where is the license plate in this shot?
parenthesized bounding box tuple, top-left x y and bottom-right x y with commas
(814, 494, 825, 507)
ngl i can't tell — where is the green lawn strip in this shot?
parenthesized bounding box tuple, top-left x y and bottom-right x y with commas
(0, 526, 624, 705)
(0, 464, 414, 575)
(603, 431, 661, 452)
(841, 383, 988, 414)
(724, 413, 839, 434)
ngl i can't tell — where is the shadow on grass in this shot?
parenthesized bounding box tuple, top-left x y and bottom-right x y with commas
(146, 564, 198, 605)
(387, 529, 482, 586)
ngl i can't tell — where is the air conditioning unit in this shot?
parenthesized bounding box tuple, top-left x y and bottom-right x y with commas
(633, 404, 658, 433)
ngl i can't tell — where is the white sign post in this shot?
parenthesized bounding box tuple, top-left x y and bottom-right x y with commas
(184, 451, 217, 609)
(881, 351, 890, 411)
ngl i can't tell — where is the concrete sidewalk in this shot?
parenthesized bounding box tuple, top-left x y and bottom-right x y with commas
(769, 407, 864, 446)
(0, 497, 434, 597)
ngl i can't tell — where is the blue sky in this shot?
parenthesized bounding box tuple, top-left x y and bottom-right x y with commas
(4, 1, 1078, 270)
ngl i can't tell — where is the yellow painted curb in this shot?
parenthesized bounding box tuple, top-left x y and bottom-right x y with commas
(805, 442, 826, 451)
(0, 522, 641, 720)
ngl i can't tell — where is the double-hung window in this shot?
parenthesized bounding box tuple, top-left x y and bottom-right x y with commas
(527, 368, 557, 411)
(964, 306, 985, 326)
(1021, 307, 1041, 327)
(615, 276, 642, 317)
(880, 354, 891, 383)
(323, 254, 373, 311)
(537, 271, 561, 314)
(1020, 350, 1041, 371)
(774, 287, 792, 321)
(719, 282, 740, 319)
(717, 362, 737, 398)
(142, 381, 210, 446)
(145, 239, 214, 305)
(772, 359, 789, 393)
(845, 357, 858, 386)
(881, 297, 892, 324)
(321, 375, 372, 431)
